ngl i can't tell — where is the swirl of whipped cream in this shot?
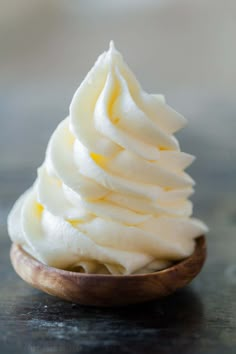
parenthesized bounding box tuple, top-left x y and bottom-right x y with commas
(8, 41, 207, 274)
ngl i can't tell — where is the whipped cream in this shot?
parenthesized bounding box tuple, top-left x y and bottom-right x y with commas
(8, 41, 207, 274)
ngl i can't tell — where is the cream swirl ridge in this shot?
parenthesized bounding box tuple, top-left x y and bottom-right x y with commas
(8, 41, 208, 274)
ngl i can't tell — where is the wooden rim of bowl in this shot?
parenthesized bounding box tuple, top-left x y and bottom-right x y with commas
(10, 236, 206, 306)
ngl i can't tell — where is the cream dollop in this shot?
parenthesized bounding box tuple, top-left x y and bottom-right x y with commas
(8, 41, 207, 274)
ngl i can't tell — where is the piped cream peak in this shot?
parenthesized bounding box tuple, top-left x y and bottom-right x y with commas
(109, 40, 116, 52)
(105, 40, 123, 69)
(8, 43, 207, 275)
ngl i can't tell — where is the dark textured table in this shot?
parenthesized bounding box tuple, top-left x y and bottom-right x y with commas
(1, 1, 236, 353)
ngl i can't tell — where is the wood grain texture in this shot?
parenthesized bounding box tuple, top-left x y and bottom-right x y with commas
(10, 236, 206, 306)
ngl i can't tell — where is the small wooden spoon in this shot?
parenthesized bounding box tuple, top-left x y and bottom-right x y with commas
(10, 236, 206, 306)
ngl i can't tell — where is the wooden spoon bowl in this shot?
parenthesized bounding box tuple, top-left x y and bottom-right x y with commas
(10, 236, 206, 306)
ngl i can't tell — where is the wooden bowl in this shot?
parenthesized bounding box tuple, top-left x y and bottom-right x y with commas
(10, 236, 206, 306)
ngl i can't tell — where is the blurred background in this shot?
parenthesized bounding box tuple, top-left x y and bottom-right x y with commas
(0, 0, 235, 235)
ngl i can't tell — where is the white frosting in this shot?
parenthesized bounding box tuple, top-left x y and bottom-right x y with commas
(8, 41, 208, 274)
